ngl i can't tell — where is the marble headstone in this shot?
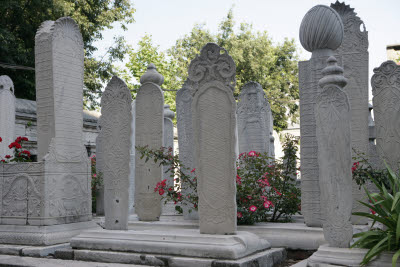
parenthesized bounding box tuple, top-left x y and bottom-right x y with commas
(372, 61, 400, 172)
(189, 43, 237, 234)
(98, 76, 132, 230)
(0, 76, 15, 158)
(135, 64, 164, 221)
(331, 0, 369, 225)
(237, 81, 271, 155)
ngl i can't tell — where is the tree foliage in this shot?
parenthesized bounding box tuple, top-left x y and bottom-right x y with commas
(0, 0, 135, 109)
(126, 9, 299, 130)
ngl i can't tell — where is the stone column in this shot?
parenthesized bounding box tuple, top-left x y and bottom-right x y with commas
(0, 76, 15, 158)
(176, 81, 198, 220)
(129, 100, 136, 216)
(98, 76, 132, 230)
(135, 64, 164, 221)
(372, 61, 400, 173)
(300, 5, 353, 247)
(237, 81, 271, 155)
(189, 43, 237, 234)
(331, 1, 370, 225)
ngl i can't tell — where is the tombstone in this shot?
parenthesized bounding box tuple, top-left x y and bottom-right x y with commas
(237, 81, 271, 155)
(97, 76, 132, 230)
(189, 43, 237, 234)
(135, 64, 164, 221)
(176, 81, 198, 220)
(0, 76, 15, 158)
(331, 0, 369, 225)
(95, 128, 105, 216)
(371, 61, 400, 172)
(129, 100, 136, 216)
(300, 7, 355, 265)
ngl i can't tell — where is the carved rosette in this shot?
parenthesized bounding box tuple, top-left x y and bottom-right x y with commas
(316, 56, 353, 248)
(237, 81, 271, 155)
(372, 61, 400, 173)
(99, 76, 132, 230)
(191, 43, 237, 234)
(188, 43, 236, 94)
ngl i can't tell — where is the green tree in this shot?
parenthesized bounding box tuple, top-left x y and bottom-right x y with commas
(0, 0, 135, 109)
(126, 9, 299, 130)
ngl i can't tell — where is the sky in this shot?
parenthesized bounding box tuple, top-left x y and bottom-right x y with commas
(94, 0, 400, 99)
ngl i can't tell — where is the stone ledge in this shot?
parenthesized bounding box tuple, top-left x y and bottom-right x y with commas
(71, 229, 270, 260)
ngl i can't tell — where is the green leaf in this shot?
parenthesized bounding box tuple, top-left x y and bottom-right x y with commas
(392, 249, 400, 267)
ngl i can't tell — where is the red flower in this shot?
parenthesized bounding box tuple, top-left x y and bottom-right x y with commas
(191, 168, 196, 173)
(237, 212, 243, 218)
(236, 175, 242, 185)
(370, 209, 376, 215)
(5, 155, 11, 159)
(263, 200, 273, 209)
(249, 205, 257, 212)
(159, 189, 165, 195)
(168, 187, 173, 191)
(248, 151, 257, 157)
(273, 187, 282, 196)
(0, 137, 2, 142)
(9, 142, 21, 149)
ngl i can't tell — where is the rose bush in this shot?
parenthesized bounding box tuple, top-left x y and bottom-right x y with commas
(0, 136, 32, 163)
(137, 134, 301, 225)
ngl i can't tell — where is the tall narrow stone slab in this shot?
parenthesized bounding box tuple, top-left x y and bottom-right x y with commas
(129, 100, 136, 215)
(331, 0, 369, 225)
(163, 104, 175, 180)
(189, 43, 237, 234)
(237, 82, 271, 155)
(176, 81, 198, 220)
(135, 64, 164, 221)
(0, 76, 15, 158)
(372, 61, 400, 172)
(98, 76, 132, 230)
(368, 104, 380, 169)
(299, 5, 344, 227)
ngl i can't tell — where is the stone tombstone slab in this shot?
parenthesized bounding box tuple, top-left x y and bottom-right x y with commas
(372, 61, 400, 172)
(0, 76, 15, 158)
(331, 1, 369, 225)
(237, 81, 271, 155)
(35, 17, 84, 161)
(98, 76, 132, 230)
(135, 64, 164, 221)
(176, 81, 198, 220)
(189, 43, 237, 234)
(316, 56, 353, 248)
(298, 5, 344, 227)
(129, 100, 136, 215)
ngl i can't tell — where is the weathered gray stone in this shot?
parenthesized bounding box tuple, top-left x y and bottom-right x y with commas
(176, 81, 198, 220)
(98, 76, 132, 230)
(237, 81, 271, 155)
(299, 5, 343, 227)
(135, 64, 164, 221)
(129, 100, 136, 215)
(331, 0, 370, 225)
(268, 112, 275, 159)
(0, 75, 15, 159)
(316, 56, 352, 248)
(371, 61, 400, 172)
(368, 104, 380, 170)
(95, 123, 105, 216)
(188, 43, 237, 235)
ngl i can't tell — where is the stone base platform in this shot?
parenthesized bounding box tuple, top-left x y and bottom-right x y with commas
(0, 221, 98, 246)
(307, 244, 393, 267)
(70, 229, 285, 266)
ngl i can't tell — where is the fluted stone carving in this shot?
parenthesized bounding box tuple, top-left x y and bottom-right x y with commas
(331, 0, 369, 225)
(98, 76, 132, 230)
(298, 5, 343, 227)
(0, 76, 15, 159)
(176, 81, 198, 220)
(372, 61, 400, 173)
(237, 82, 272, 155)
(135, 64, 164, 221)
(316, 56, 353, 247)
(189, 43, 237, 234)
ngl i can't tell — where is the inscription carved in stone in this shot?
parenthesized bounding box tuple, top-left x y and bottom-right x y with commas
(189, 43, 237, 234)
(98, 76, 132, 230)
(372, 61, 400, 172)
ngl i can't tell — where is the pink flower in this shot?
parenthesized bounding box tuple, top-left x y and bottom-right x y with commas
(264, 201, 273, 209)
(159, 189, 165, 195)
(249, 205, 257, 212)
(370, 209, 376, 215)
(248, 151, 257, 157)
(274, 187, 282, 196)
(237, 212, 243, 218)
(247, 195, 252, 200)
(236, 175, 242, 185)
(191, 168, 196, 173)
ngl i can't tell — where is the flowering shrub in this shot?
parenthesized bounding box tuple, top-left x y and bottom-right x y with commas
(136, 134, 301, 225)
(90, 154, 103, 213)
(0, 136, 32, 163)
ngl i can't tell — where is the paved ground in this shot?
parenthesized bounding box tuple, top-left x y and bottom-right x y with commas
(0, 254, 143, 267)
